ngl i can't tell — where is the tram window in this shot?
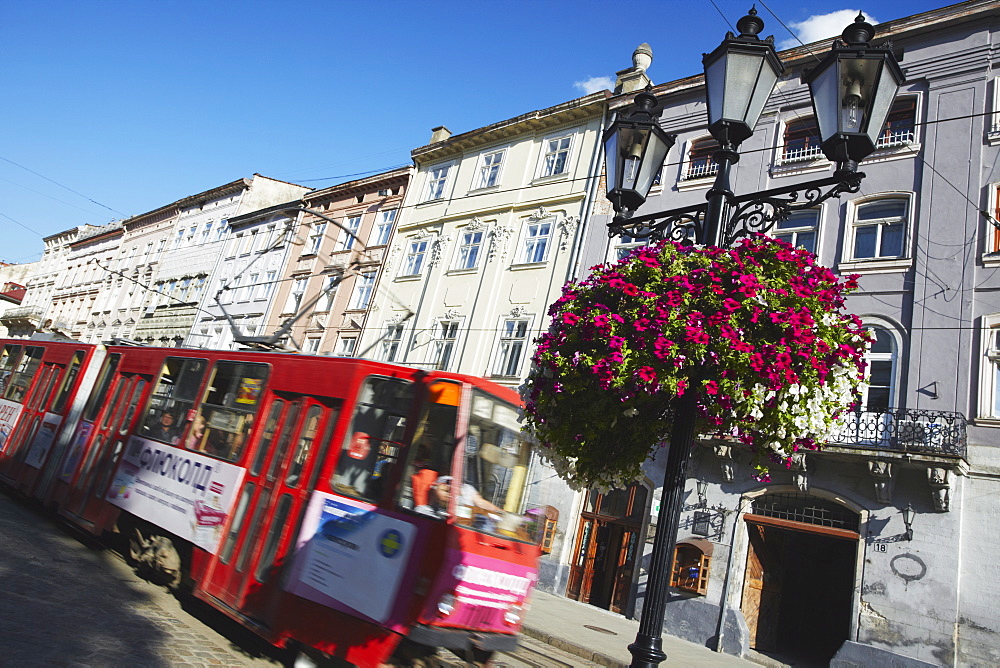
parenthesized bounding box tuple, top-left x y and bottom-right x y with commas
(220, 483, 255, 564)
(83, 354, 121, 422)
(4, 346, 43, 403)
(0, 344, 23, 397)
(120, 380, 148, 435)
(286, 405, 324, 488)
(401, 380, 460, 515)
(39, 365, 64, 411)
(251, 401, 285, 476)
(139, 357, 207, 445)
(454, 390, 534, 543)
(307, 407, 339, 491)
(331, 376, 413, 503)
(255, 493, 292, 583)
(267, 402, 301, 482)
(52, 352, 86, 414)
(186, 361, 269, 461)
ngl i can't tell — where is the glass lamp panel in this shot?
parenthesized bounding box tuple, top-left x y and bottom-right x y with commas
(604, 130, 621, 195)
(745, 57, 779, 132)
(720, 51, 763, 122)
(635, 131, 671, 197)
(809, 63, 841, 143)
(704, 56, 727, 126)
(620, 128, 650, 190)
(864, 61, 901, 145)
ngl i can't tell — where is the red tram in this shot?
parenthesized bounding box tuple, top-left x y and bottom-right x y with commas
(0, 337, 543, 666)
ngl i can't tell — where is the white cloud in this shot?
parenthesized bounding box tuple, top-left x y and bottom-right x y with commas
(574, 76, 614, 95)
(777, 9, 878, 51)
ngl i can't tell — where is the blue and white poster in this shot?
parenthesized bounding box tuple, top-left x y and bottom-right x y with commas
(287, 492, 416, 624)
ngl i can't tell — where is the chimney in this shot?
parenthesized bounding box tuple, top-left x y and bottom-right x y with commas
(430, 126, 452, 144)
(614, 43, 654, 94)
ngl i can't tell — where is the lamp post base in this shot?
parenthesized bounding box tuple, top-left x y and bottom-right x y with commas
(628, 636, 667, 668)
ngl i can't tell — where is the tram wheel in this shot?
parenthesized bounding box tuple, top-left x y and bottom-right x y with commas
(466, 648, 494, 667)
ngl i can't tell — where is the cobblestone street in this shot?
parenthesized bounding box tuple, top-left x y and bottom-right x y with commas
(0, 492, 283, 667)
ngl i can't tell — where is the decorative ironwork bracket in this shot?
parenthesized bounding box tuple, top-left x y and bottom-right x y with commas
(608, 170, 865, 246)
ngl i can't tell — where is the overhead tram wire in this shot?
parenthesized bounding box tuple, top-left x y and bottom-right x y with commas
(0, 154, 126, 217)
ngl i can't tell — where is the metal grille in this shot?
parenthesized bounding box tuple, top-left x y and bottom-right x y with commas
(751, 493, 859, 532)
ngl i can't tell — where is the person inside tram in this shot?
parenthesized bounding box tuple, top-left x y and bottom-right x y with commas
(144, 410, 181, 444)
(415, 475, 504, 522)
(185, 413, 207, 451)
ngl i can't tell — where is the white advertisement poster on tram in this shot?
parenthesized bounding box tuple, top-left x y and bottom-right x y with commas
(24, 413, 63, 469)
(0, 398, 23, 453)
(106, 434, 245, 553)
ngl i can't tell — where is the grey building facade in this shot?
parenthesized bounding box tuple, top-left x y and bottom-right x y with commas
(541, 2, 1000, 666)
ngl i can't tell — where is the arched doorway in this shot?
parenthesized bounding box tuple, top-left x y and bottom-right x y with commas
(741, 492, 859, 664)
(566, 483, 647, 613)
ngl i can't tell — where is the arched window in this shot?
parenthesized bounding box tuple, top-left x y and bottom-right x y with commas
(850, 197, 910, 261)
(683, 137, 719, 181)
(863, 326, 896, 410)
(782, 116, 822, 162)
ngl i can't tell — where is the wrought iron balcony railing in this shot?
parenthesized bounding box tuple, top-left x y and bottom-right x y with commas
(826, 407, 967, 458)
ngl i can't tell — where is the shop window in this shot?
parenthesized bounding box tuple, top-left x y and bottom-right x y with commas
(670, 538, 712, 595)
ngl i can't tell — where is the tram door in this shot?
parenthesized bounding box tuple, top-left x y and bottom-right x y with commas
(0, 345, 48, 480)
(199, 395, 338, 621)
(64, 372, 149, 529)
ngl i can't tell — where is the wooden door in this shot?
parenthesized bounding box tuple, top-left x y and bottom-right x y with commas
(742, 522, 783, 651)
(567, 517, 596, 601)
(610, 530, 638, 614)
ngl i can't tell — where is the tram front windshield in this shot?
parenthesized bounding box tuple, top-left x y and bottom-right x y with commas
(405, 382, 538, 544)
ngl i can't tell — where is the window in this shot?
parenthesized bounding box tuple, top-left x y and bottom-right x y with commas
(431, 321, 459, 371)
(539, 134, 573, 178)
(683, 137, 719, 181)
(493, 319, 530, 378)
(851, 198, 908, 260)
(331, 376, 413, 502)
(863, 326, 896, 411)
(201, 222, 213, 243)
(2, 345, 41, 403)
(476, 150, 505, 189)
(317, 274, 338, 312)
(455, 230, 484, 270)
(382, 324, 404, 362)
(285, 277, 307, 314)
(374, 209, 397, 246)
(139, 357, 208, 445)
(614, 233, 646, 261)
(186, 361, 268, 461)
(336, 336, 358, 357)
(877, 97, 916, 148)
(305, 337, 321, 354)
(521, 220, 552, 264)
(308, 223, 326, 255)
(259, 271, 277, 301)
(781, 116, 823, 162)
(336, 215, 362, 252)
(237, 232, 253, 256)
(425, 164, 451, 201)
(348, 271, 376, 310)
(402, 240, 429, 276)
(773, 209, 819, 254)
(670, 540, 712, 595)
(980, 314, 1000, 419)
(173, 228, 185, 250)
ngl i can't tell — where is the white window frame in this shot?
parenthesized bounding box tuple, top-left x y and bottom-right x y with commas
(348, 271, 376, 310)
(285, 277, 308, 314)
(845, 194, 912, 264)
(518, 218, 553, 265)
(317, 274, 338, 312)
(475, 149, 505, 189)
(537, 133, 574, 178)
(336, 336, 357, 357)
(491, 316, 532, 379)
(861, 324, 898, 411)
(454, 229, 484, 271)
(402, 239, 429, 277)
(335, 215, 362, 252)
(612, 232, 647, 262)
(679, 135, 719, 185)
(374, 209, 397, 246)
(424, 163, 452, 201)
(305, 337, 321, 354)
(308, 223, 326, 255)
(381, 323, 405, 363)
(980, 314, 1000, 421)
(430, 320, 461, 371)
(772, 208, 821, 255)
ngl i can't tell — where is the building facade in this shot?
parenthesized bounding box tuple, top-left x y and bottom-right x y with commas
(545, 2, 1000, 666)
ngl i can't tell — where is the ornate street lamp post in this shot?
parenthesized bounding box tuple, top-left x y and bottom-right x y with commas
(602, 12, 903, 668)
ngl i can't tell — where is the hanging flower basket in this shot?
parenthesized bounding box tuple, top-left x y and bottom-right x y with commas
(520, 236, 870, 491)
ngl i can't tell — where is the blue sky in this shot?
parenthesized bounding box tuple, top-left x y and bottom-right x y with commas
(0, 0, 945, 265)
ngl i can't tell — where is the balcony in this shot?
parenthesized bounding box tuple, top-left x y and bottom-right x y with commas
(825, 407, 967, 459)
(0, 305, 44, 324)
